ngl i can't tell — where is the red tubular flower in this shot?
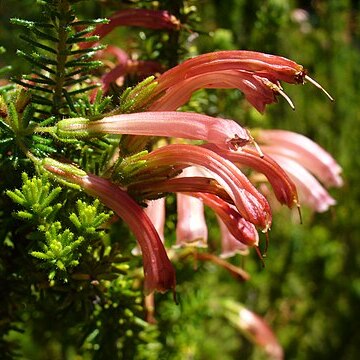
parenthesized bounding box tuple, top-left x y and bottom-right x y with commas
(141, 144, 272, 230)
(192, 193, 259, 247)
(43, 160, 176, 294)
(255, 129, 343, 188)
(204, 144, 299, 208)
(57, 111, 252, 150)
(156, 50, 314, 87)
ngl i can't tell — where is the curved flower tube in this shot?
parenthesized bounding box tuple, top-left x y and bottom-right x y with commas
(192, 193, 259, 247)
(42, 159, 176, 294)
(141, 144, 272, 230)
(149, 70, 279, 112)
(56, 111, 252, 151)
(146, 50, 332, 112)
(204, 144, 299, 208)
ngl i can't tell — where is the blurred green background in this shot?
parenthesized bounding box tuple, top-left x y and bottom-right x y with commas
(1, 0, 359, 359)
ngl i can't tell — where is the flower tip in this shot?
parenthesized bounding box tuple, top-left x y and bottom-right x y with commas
(249, 137, 264, 158)
(297, 203, 303, 224)
(143, 256, 177, 295)
(278, 88, 295, 110)
(304, 75, 334, 101)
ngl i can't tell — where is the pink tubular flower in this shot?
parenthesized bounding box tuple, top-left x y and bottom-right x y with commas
(145, 198, 166, 243)
(175, 193, 208, 248)
(42, 159, 176, 294)
(98, 46, 129, 90)
(82, 9, 180, 49)
(57, 111, 252, 150)
(223, 300, 284, 360)
(132, 198, 166, 256)
(255, 129, 343, 187)
(141, 144, 272, 230)
(174, 167, 208, 248)
(146, 50, 332, 112)
(204, 144, 299, 209)
(263, 153, 336, 212)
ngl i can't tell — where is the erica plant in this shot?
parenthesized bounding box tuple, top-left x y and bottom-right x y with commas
(0, 1, 343, 359)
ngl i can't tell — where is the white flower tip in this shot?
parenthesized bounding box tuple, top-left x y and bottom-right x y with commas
(277, 88, 295, 110)
(305, 75, 334, 102)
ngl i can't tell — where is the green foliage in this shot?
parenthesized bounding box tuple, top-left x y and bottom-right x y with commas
(69, 199, 111, 236)
(69, 91, 112, 118)
(31, 221, 84, 277)
(0, 87, 57, 167)
(6, 173, 62, 223)
(10, 0, 107, 117)
(0, 47, 12, 77)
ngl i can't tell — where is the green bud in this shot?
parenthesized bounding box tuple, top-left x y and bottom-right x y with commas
(56, 117, 90, 139)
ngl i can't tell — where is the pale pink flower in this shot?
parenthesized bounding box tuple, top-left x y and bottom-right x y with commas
(42, 159, 176, 294)
(175, 193, 208, 248)
(256, 129, 343, 187)
(144, 198, 166, 243)
(173, 167, 208, 248)
(263, 153, 336, 212)
(57, 111, 252, 150)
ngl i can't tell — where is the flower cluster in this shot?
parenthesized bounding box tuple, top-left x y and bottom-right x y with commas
(45, 44, 342, 295)
(3, 6, 344, 358)
(9, 7, 339, 296)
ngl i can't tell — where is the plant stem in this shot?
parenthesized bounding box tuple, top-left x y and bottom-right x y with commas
(52, 0, 71, 116)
